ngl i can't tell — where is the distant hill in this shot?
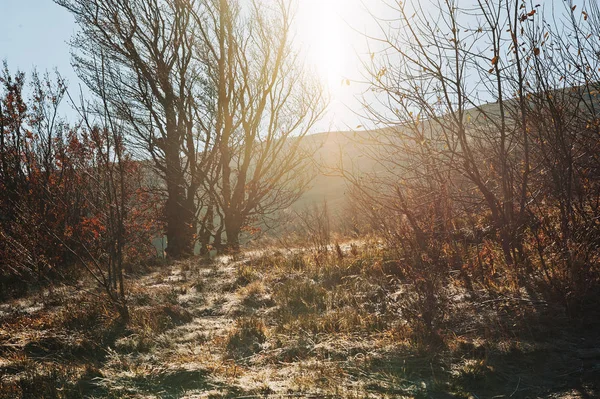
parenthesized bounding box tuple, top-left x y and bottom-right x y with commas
(291, 128, 395, 212)
(294, 104, 515, 213)
(292, 84, 599, 211)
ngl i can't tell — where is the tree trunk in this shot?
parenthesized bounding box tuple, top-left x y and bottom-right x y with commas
(164, 141, 194, 259)
(164, 186, 194, 259)
(225, 214, 242, 251)
(198, 205, 214, 256)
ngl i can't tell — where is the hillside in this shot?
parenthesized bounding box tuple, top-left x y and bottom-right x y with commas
(293, 127, 397, 210)
(295, 84, 600, 211)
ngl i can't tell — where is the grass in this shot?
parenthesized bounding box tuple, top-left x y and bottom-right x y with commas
(225, 317, 267, 359)
(0, 262, 205, 398)
(229, 241, 600, 397)
(1, 240, 599, 398)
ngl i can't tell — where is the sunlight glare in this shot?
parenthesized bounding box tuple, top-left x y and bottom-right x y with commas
(296, 0, 347, 92)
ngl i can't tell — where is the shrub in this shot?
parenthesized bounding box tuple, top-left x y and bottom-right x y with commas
(234, 264, 259, 287)
(273, 278, 327, 316)
(225, 317, 267, 359)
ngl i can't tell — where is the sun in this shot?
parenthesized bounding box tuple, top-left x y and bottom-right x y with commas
(292, 0, 365, 130)
(295, 0, 347, 91)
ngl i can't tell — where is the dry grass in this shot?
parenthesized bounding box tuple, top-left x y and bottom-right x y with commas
(225, 317, 267, 359)
(1, 242, 599, 398)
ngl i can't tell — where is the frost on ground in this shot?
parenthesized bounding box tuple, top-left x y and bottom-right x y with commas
(1, 244, 599, 398)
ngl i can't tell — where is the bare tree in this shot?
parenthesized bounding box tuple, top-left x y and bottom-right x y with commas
(518, 0, 600, 313)
(346, 0, 600, 314)
(194, 0, 327, 249)
(55, 0, 215, 259)
(57, 0, 326, 254)
(350, 0, 540, 266)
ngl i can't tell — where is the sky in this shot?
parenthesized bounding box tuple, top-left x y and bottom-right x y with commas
(0, 1, 79, 90)
(294, 0, 376, 131)
(1, 0, 588, 132)
(0, 0, 376, 132)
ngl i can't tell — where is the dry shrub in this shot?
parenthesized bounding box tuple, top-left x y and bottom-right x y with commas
(269, 249, 399, 335)
(294, 307, 386, 334)
(286, 252, 308, 271)
(234, 263, 260, 287)
(129, 304, 192, 335)
(59, 300, 115, 331)
(462, 239, 519, 295)
(54, 298, 126, 352)
(524, 220, 600, 319)
(384, 240, 451, 341)
(191, 275, 206, 292)
(239, 280, 274, 309)
(240, 280, 266, 298)
(0, 363, 86, 399)
(293, 200, 332, 254)
(271, 334, 314, 362)
(273, 278, 327, 316)
(114, 333, 155, 354)
(225, 317, 267, 359)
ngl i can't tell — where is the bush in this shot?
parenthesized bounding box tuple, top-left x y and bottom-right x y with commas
(273, 278, 327, 316)
(225, 317, 267, 359)
(234, 264, 260, 287)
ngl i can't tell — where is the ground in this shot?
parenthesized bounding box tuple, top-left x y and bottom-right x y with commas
(1, 244, 599, 398)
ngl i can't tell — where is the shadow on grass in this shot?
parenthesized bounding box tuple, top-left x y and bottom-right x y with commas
(80, 368, 250, 399)
(344, 343, 599, 399)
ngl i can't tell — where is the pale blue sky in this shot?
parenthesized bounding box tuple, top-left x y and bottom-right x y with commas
(1, 0, 589, 132)
(0, 1, 80, 88)
(0, 0, 367, 131)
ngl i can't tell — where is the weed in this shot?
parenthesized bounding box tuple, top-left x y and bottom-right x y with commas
(234, 264, 259, 287)
(225, 317, 267, 359)
(274, 277, 326, 316)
